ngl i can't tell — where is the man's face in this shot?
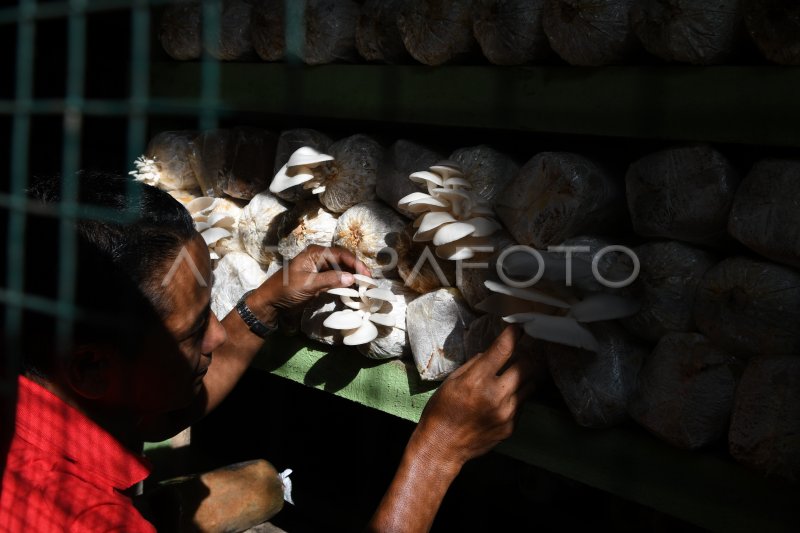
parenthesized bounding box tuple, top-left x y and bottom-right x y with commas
(129, 233, 227, 415)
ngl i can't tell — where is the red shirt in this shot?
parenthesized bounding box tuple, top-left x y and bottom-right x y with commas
(0, 376, 155, 532)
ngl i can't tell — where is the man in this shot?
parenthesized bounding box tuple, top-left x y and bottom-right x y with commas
(0, 172, 537, 532)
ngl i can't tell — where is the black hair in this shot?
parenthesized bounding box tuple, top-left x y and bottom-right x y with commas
(11, 171, 197, 377)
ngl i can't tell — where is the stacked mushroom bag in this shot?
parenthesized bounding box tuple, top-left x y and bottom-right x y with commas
(160, 0, 800, 65)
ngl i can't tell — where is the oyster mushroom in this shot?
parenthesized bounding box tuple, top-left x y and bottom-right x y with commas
(269, 146, 335, 198)
(358, 279, 417, 360)
(185, 196, 245, 261)
(271, 129, 333, 202)
(238, 191, 290, 267)
(397, 161, 502, 261)
(322, 275, 398, 346)
(332, 201, 406, 277)
(477, 279, 639, 352)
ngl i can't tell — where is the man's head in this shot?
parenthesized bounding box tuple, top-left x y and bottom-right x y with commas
(18, 171, 226, 419)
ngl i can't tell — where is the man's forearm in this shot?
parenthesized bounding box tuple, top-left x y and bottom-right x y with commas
(367, 428, 462, 533)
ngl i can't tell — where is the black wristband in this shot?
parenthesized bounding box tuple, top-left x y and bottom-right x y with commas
(235, 290, 278, 339)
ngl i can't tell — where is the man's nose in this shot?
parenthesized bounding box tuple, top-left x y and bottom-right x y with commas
(201, 312, 227, 356)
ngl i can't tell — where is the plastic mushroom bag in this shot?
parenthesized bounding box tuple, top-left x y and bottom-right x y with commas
(238, 191, 290, 267)
(626, 145, 739, 246)
(693, 256, 800, 357)
(631, 0, 745, 65)
(377, 139, 444, 220)
(395, 228, 457, 294)
(159, 1, 202, 60)
(454, 230, 517, 310)
(495, 152, 622, 249)
(621, 241, 716, 343)
(472, 0, 552, 66)
(251, 0, 285, 62)
(332, 201, 407, 277)
(629, 333, 738, 450)
(210, 252, 271, 319)
(356, 0, 413, 63)
(728, 158, 800, 269)
(743, 0, 800, 65)
(190, 127, 278, 200)
(130, 130, 199, 192)
(276, 200, 338, 261)
(302, 0, 360, 65)
(449, 145, 519, 208)
(397, 160, 503, 261)
(542, 0, 639, 66)
(406, 288, 477, 381)
(728, 355, 800, 483)
(397, 0, 477, 66)
(206, 0, 255, 61)
(320, 134, 383, 213)
(547, 322, 646, 429)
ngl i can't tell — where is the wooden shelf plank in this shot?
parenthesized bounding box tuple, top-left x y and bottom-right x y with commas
(253, 336, 800, 533)
(150, 63, 800, 147)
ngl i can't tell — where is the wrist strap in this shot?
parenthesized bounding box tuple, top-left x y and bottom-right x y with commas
(235, 289, 277, 339)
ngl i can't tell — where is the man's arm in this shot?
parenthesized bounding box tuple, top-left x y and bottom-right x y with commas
(368, 326, 538, 533)
(137, 245, 369, 442)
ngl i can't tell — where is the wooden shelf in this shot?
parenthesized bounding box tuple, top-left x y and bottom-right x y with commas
(151, 63, 800, 147)
(253, 335, 800, 533)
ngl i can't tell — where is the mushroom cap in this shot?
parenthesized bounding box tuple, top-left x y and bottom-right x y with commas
(286, 146, 334, 168)
(432, 221, 476, 246)
(484, 280, 571, 309)
(444, 177, 472, 188)
(269, 164, 316, 193)
(464, 216, 501, 237)
(409, 170, 444, 187)
(416, 211, 457, 234)
(343, 320, 379, 345)
(430, 160, 463, 180)
(368, 312, 395, 327)
(323, 309, 365, 330)
(186, 196, 216, 215)
(353, 274, 378, 287)
(327, 287, 361, 298)
(201, 226, 233, 245)
(365, 287, 395, 302)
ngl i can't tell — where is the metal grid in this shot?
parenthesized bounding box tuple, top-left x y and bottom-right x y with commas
(0, 0, 236, 436)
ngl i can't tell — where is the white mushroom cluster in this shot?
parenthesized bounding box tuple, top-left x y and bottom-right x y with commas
(269, 146, 334, 196)
(397, 161, 501, 260)
(130, 155, 161, 187)
(185, 196, 243, 260)
(477, 280, 639, 352)
(323, 275, 397, 345)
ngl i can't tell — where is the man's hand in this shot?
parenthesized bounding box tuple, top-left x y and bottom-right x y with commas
(368, 325, 539, 533)
(249, 245, 371, 318)
(414, 325, 537, 468)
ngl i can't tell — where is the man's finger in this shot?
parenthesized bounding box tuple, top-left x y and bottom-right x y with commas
(312, 246, 371, 277)
(497, 352, 538, 395)
(305, 269, 354, 294)
(474, 325, 521, 373)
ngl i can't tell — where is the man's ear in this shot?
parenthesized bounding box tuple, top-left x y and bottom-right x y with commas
(65, 344, 116, 400)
